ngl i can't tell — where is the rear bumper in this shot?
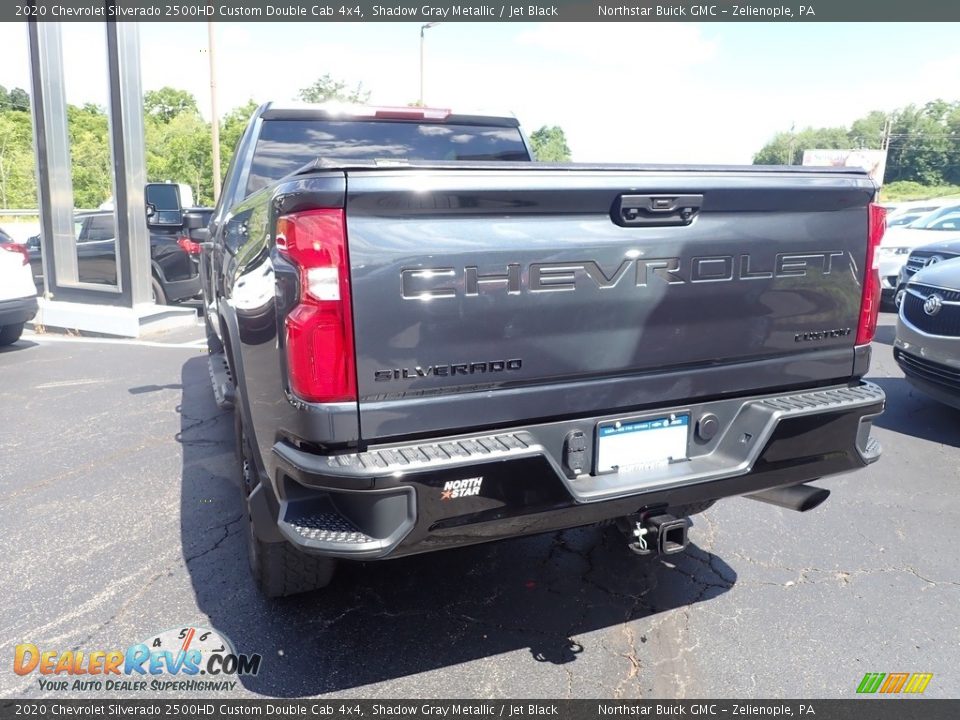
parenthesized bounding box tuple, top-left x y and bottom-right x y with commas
(161, 273, 201, 303)
(0, 295, 38, 327)
(257, 382, 885, 560)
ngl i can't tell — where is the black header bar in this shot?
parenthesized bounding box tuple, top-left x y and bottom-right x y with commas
(7, 0, 960, 22)
(2, 700, 960, 720)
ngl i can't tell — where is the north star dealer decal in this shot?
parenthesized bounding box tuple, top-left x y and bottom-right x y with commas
(441, 477, 483, 500)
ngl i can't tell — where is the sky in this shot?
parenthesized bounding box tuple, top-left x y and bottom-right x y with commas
(1, 21, 958, 164)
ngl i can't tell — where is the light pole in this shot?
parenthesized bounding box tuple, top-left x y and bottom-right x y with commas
(419, 22, 440, 106)
(208, 22, 221, 202)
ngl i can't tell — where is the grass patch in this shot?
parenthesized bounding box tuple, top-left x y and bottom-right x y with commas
(880, 182, 960, 203)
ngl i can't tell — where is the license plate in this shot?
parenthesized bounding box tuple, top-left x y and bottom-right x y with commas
(596, 413, 689, 474)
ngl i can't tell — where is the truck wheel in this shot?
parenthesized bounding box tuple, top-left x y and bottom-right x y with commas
(205, 316, 224, 355)
(0, 323, 24, 346)
(235, 397, 336, 598)
(151, 277, 168, 305)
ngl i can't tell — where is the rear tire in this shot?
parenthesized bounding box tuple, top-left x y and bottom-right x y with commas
(0, 323, 24, 346)
(151, 277, 167, 305)
(235, 393, 336, 598)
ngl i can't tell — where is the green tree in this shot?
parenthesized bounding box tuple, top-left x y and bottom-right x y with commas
(145, 112, 215, 205)
(849, 110, 888, 149)
(219, 100, 259, 178)
(144, 87, 198, 123)
(68, 104, 112, 208)
(884, 101, 956, 185)
(753, 126, 849, 165)
(529, 125, 572, 162)
(755, 100, 960, 187)
(0, 111, 37, 207)
(298, 74, 370, 104)
(7, 88, 30, 112)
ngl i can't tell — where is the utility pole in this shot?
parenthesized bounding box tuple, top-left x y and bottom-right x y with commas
(881, 118, 891, 151)
(208, 22, 221, 202)
(419, 22, 440, 106)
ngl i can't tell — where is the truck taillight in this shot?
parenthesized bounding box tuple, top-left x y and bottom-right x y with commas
(856, 202, 886, 346)
(176, 236, 202, 254)
(276, 209, 356, 403)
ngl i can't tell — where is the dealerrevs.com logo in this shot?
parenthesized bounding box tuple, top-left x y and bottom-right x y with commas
(14, 625, 261, 693)
(857, 672, 933, 695)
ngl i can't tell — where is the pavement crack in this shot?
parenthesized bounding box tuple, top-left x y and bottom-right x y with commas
(184, 514, 244, 565)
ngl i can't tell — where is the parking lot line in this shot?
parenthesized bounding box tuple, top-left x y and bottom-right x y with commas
(23, 333, 208, 350)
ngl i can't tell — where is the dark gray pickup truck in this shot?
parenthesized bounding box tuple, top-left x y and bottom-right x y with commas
(201, 103, 887, 597)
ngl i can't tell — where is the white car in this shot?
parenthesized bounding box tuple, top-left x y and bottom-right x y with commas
(0, 233, 38, 346)
(885, 200, 953, 228)
(878, 203, 960, 302)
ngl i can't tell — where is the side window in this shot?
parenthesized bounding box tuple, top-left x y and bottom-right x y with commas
(932, 214, 960, 230)
(84, 215, 116, 242)
(74, 220, 85, 240)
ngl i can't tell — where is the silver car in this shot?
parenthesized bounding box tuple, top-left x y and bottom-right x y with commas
(894, 258, 960, 409)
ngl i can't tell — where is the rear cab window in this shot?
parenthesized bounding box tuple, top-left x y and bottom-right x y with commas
(245, 119, 530, 196)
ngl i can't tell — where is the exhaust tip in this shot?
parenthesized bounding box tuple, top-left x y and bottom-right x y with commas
(748, 483, 831, 513)
(794, 487, 830, 512)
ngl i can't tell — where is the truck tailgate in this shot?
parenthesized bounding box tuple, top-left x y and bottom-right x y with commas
(344, 167, 875, 441)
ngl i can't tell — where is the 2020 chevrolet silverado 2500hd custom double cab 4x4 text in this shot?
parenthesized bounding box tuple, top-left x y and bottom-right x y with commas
(201, 103, 886, 597)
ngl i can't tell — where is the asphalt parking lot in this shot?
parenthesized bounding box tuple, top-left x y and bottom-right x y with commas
(1, 311, 958, 699)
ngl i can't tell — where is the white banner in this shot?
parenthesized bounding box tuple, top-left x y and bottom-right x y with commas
(802, 149, 888, 186)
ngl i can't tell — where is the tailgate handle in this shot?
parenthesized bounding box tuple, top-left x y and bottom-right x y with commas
(614, 194, 703, 227)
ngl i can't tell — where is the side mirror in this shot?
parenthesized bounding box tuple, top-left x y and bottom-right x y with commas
(182, 210, 212, 230)
(192, 228, 211, 243)
(144, 183, 184, 227)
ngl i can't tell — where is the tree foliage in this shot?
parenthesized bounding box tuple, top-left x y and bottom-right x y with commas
(0, 85, 30, 112)
(0, 86, 262, 209)
(752, 126, 849, 166)
(297, 74, 370, 104)
(754, 100, 960, 186)
(529, 125, 572, 162)
(0, 74, 371, 209)
(144, 87, 199, 123)
(68, 104, 113, 208)
(0, 110, 36, 207)
(219, 99, 259, 178)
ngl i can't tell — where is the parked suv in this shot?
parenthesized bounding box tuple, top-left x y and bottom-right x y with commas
(0, 235, 38, 345)
(26, 207, 212, 304)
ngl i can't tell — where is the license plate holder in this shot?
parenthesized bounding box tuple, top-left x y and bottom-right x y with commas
(595, 413, 690, 475)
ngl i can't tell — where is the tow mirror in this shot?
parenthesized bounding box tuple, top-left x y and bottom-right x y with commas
(145, 183, 184, 227)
